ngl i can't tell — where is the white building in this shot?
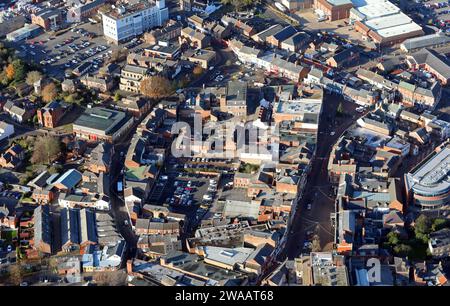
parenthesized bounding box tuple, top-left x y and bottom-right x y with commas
(0, 121, 14, 142)
(101, 0, 169, 44)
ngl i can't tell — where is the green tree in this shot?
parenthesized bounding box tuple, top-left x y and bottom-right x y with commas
(431, 218, 448, 232)
(415, 214, 431, 243)
(393, 244, 412, 257)
(114, 91, 121, 102)
(386, 231, 400, 246)
(12, 59, 26, 83)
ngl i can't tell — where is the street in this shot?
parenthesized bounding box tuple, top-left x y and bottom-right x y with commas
(279, 93, 365, 260)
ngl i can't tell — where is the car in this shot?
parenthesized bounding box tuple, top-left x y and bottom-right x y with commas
(307, 203, 312, 210)
(20, 282, 28, 287)
(6, 245, 12, 252)
(330, 131, 336, 136)
(123, 220, 129, 226)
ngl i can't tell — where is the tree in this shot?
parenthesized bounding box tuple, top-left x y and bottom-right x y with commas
(386, 231, 400, 247)
(311, 234, 321, 252)
(7, 263, 23, 286)
(140, 76, 172, 99)
(114, 91, 121, 102)
(415, 214, 431, 244)
(431, 218, 448, 232)
(42, 82, 58, 103)
(221, 0, 253, 11)
(31, 135, 62, 164)
(394, 244, 412, 256)
(193, 66, 204, 76)
(337, 102, 344, 116)
(5, 63, 15, 80)
(12, 59, 26, 82)
(26, 70, 42, 86)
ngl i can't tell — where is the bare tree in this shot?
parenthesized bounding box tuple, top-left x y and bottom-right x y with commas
(140, 76, 172, 99)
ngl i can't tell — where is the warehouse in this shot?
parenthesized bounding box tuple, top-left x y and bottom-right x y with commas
(6, 23, 42, 42)
(350, 0, 423, 46)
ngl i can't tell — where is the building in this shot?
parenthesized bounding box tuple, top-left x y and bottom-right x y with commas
(119, 65, 149, 93)
(220, 81, 248, 118)
(6, 23, 42, 42)
(401, 32, 450, 53)
(429, 228, 450, 259)
(0, 121, 14, 142)
(37, 101, 66, 128)
(351, 0, 423, 46)
(101, 0, 169, 44)
(0, 144, 24, 170)
(73, 107, 134, 143)
(85, 142, 113, 174)
(406, 48, 450, 85)
(80, 75, 114, 93)
(314, 0, 353, 21)
(326, 46, 360, 68)
(66, 0, 105, 23)
(179, 27, 211, 49)
(144, 19, 183, 44)
(32, 205, 52, 254)
(405, 143, 450, 210)
(31, 8, 63, 31)
(181, 49, 216, 69)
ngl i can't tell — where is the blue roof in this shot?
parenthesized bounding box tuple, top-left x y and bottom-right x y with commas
(54, 169, 82, 189)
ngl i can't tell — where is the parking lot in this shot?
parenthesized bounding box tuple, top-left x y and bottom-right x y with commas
(10, 22, 121, 80)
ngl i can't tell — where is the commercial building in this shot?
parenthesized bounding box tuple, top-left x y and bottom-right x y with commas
(101, 0, 169, 44)
(73, 107, 134, 143)
(405, 143, 450, 210)
(119, 64, 149, 93)
(6, 23, 42, 42)
(67, 0, 105, 23)
(31, 8, 63, 31)
(351, 0, 423, 46)
(32, 205, 52, 254)
(400, 32, 450, 53)
(314, 0, 353, 21)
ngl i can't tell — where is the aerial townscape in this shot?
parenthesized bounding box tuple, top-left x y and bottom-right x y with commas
(0, 0, 450, 288)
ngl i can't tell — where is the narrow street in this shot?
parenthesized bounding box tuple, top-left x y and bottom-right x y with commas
(279, 93, 366, 260)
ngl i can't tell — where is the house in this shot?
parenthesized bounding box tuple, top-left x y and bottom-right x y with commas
(280, 31, 311, 53)
(406, 48, 450, 85)
(115, 96, 151, 118)
(135, 219, 180, 235)
(429, 228, 450, 259)
(0, 144, 25, 170)
(0, 121, 14, 142)
(37, 101, 67, 128)
(266, 26, 298, 49)
(179, 27, 210, 49)
(3, 101, 35, 123)
(85, 142, 113, 174)
(80, 75, 114, 93)
(144, 19, 183, 44)
(326, 46, 360, 68)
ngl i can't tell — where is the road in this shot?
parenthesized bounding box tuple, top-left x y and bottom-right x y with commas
(279, 93, 366, 260)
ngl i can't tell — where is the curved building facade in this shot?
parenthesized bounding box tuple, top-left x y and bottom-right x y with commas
(405, 144, 450, 210)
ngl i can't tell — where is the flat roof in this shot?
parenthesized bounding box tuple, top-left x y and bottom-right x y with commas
(73, 107, 131, 135)
(352, 0, 400, 20)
